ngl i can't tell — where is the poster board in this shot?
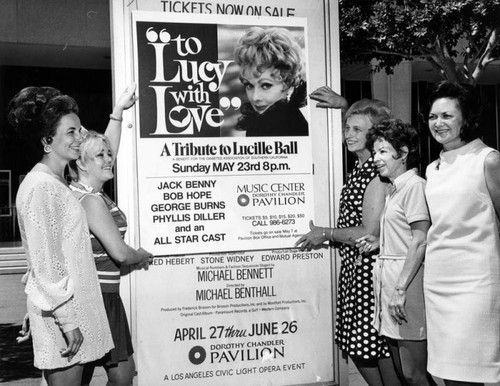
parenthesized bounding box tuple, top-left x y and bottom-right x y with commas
(132, 12, 314, 255)
(110, 0, 344, 384)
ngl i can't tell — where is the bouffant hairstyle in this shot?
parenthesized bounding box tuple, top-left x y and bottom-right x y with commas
(234, 27, 303, 89)
(68, 130, 113, 182)
(344, 98, 393, 127)
(8, 86, 79, 159)
(428, 81, 482, 142)
(366, 119, 421, 169)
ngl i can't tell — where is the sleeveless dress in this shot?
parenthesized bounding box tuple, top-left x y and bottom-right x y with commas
(16, 171, 113, 369)
(425, 139, 500, 382)
(71, 183, 134, 366)
(335, 157, 390, 359)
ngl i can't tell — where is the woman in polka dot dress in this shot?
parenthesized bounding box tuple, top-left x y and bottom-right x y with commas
(297, 93, 402, 385)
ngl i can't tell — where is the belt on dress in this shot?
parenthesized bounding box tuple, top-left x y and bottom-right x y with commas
(377, 254, 406, 260)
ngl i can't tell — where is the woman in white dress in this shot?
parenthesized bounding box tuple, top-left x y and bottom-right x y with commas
(9, 87, 114, 385)
(424, 81, 500, 385)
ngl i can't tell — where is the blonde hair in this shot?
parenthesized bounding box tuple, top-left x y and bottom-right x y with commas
(68, 130, 113, 181)
(345, 99, 393, 126)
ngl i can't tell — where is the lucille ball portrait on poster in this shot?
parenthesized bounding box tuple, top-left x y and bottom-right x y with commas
(134, 21, 308, 138)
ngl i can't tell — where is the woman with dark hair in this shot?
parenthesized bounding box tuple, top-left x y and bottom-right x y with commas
(9, 87, 113, 385)
(424, 81, 500, 385)
(356, 119, 435, 386)
(296, 100, 402, 386)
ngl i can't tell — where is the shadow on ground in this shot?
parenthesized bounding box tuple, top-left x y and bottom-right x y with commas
(0, 323, 41, 382)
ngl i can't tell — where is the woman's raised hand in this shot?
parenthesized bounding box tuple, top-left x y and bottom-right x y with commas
(309, 86, 348, 110)
(115, 83, 138, 112)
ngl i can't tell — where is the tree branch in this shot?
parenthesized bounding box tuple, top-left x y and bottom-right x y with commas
(425, 56, 445, 73)
(472, 27, 500, 82)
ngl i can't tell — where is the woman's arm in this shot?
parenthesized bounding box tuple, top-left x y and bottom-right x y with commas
(331, 176, 386, 245)
(22, 185, 77, 324)
(388, 220, 430, 324)
(295, 176, 386, 250)
(104, 83, 137, 158)
(21, 182, 84, 357)
(80, 194, 152, 266)
(485, 151, 500, 220)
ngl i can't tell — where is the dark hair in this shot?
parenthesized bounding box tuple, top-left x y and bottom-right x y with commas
(367, 119, 421, 169)
(427, 81, 482, 142)
(8, 86, 79, 159)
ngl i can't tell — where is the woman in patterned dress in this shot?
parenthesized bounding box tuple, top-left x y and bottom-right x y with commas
(296, 96, 401, 385)
(9, 87, 114, 385)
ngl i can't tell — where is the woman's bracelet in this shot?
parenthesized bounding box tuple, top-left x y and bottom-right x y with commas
(109, 113, 123, 122)
(322, 227, 335, 241)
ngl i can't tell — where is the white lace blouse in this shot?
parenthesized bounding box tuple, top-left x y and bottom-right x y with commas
(16, 170, 113, 369)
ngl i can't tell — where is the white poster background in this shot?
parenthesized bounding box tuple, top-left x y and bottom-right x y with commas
(141, 249, 330, 385)
(132, 12, 314, 255)
(110, 0, 343, 384)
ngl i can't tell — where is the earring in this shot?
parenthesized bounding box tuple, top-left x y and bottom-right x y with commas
(44, 144, 52, 153)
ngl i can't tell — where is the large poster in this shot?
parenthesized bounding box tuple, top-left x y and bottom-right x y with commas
(112, 0, 341, 384)
(133, 12, 314, 255)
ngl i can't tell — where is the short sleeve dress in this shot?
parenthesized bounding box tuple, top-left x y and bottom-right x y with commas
(335, 157, 390, 359)
(425, 139, 500, 382)
(16, 170, 114, 370)
(372, 169, 429, 340)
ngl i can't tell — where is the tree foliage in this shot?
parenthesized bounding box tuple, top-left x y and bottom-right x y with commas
(340, 0, 500, 84)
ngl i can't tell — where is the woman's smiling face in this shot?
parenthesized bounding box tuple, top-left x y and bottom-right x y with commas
(428, 97, 465, 151)
(240, 67, 289, 115)
(49, 113, 83, 162)
(373, 138, 407, 181)
(344, 114, 372, 155)
(78, 136, 115, 185)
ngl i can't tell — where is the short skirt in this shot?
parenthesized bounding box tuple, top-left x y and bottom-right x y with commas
(372, 257, 426, 340)
(94, 292, 134, 367)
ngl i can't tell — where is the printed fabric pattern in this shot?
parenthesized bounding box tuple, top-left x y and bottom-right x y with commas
(17, 172, 113, 369)
(334, 157, 390, 359)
